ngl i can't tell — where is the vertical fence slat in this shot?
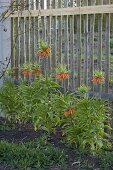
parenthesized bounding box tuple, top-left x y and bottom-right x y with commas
(57, 0, 62, 64)
(18, 0, 25, 79)
(63, 0, 69, 89)
(20, 17, 25, 67)
(13, 0, 20, 80)
(76, 0, 81, 88)
(57, 0, 62, 86)
(69, 0, 75, 90)
(31, 17, 35, 63)
(19, 0, 25, 70)
(51, 0, 56, 76)
(83, 0, 88, 85)
(89, 0, 95, 90)
(97, 0, 103, 71)
(25, 0, 30, 64)
(40, 0, 46, 40)
(35, 14, 39, 63)
(30, 1, 35, 64)
(97, 0, 103, 93)
(105, 0, 110, 93)
(11, 18, 14, 68)
(40, 0, 46, 75)
(15, 0, 19, 69)
(25, 18, 29, 63)
(46, 0, 51, 76)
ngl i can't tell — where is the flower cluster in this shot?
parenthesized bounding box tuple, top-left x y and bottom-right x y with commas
(37, 40, 51, 58)
(22, 63, 42, 76)
(56, 64, 70, 81)
(92, 70, 105, 85)
(56, 73, 70, 80)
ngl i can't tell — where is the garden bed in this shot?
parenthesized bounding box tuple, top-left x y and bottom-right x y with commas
(0, 117, 113, 170)
(0, 77, 113, 170)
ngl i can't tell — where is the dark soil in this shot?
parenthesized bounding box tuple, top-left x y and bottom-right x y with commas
(0, 117, 113, 170)
(0, 117, 63, 145)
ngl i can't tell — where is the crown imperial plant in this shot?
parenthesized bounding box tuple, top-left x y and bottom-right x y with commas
(56, 64, 70, 80)
(92, 70, 105, 84)
(37, 40, 51, 58)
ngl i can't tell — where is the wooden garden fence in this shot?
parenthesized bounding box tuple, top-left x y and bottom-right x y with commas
(7, 0, 113, 95)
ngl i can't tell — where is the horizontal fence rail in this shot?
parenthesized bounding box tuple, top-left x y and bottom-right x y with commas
(5, 5, 113, 18)
(9, 0, 113, 94)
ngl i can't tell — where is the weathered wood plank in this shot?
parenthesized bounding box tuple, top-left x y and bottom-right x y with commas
(89, 0, 95, 90)
(63, 0, 69, 89)
(24, 0, 32, 81)
(97, 0, 103, 70)
(46, 0, 51, 76)
(30, 1, 35, 80)
(7, 5, 113, 17)
(19, 0, 25, 70)
(11, 0, 14, 69)
(35, 17, 39, 63)
(34, 17, 39, 62)
(35, 0, 40, 63)
(105, 0, 110, 93)
(57, 0, 62, 64)
(30, 17, 35, 63)
(14, 0, 19, 71)
(76, 0, 81, 87)
(40, 0, 46, 75)
(57, 0, 63, 86)
(40, 0, 46, 40)
(20, 17, 25, 67)
(25, 17, 30, 63)
(83, 0, 88, 85)
(69, 0, 75, 90)
(97, 0, 103, 93)
(25, 0, 30, 64)
(51, 0, 56, 76)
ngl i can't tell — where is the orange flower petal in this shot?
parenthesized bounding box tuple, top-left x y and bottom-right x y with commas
(31, 70, 42, 75)
(92, 77, 105, 84)
(23, 70, 31, 76)
(56, 73, 70, 80)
